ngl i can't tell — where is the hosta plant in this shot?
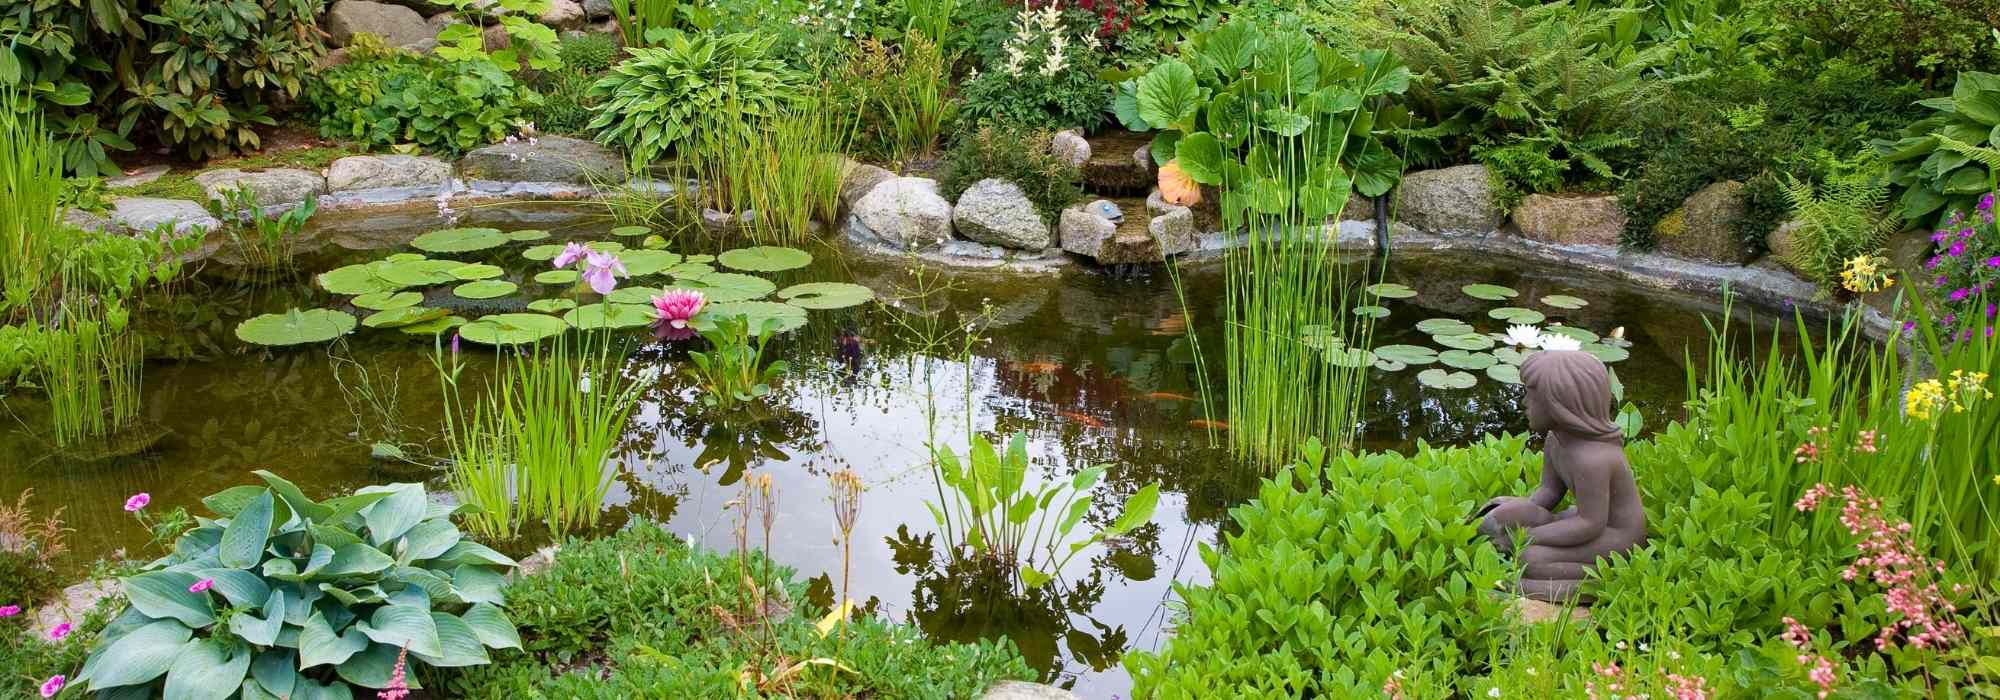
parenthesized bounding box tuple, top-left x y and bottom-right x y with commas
(73, 472, 521, 698)
(1875, 71, 2000, 230)
(588, 29, 801, 165)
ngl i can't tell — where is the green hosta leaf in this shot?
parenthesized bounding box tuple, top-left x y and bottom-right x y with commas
(324, 543, 396, 576)
(717, 246, 812, 272)
(1540, 294, 1588, 309)
(454, 280, 519, 300)
(462, 603, 522, 650)
(352, 291, 422, 311)
(419, 612, 493, 667)
(125, 570, 218, 627)
(361, 483, 427, 546)
(1365, 282, 1416, 299)
(457, 313, 568, 345)
(411, 227, 508, 253)
(228, 590, 286, 646)
(452, 564, 508, 606)
(356, 604, 444, 658)
(84, 619, 194, 688)
(449, 263, 505, 281)
(1461, 283, 1519, 301)
(1417, 368, 1478, 389)
(236, 309, 356, 346)
(1488, 307, 1545, 324)
(777, 282, 874, 310)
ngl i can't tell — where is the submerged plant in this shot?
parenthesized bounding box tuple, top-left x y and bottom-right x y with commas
(926, 433, 1161, 589)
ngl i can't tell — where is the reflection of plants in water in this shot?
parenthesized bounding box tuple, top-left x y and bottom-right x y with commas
(206, 187, 318, 282)
(888, 525, 1130, 679)
(328, 342, 427, 463)
(929, 433, 1160, 589)
(687, 315, 789, 412)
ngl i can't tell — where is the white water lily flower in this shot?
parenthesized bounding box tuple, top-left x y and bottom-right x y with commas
(1504, 324, 1543, 348)
(1540, 334, 1584, 352)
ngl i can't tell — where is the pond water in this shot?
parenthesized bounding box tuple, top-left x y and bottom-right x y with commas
(0, 202, 1805, 695)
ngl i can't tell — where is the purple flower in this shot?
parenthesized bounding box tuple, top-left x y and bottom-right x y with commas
(124, 493, 149, 512)
(580, 250, 626, 295)
(1938, 275, 1951, 287)
(1980, 193, 1994, 211)
(1960, 228, 1977, 240)
(1926, 256, 1942, 270)
(1934, 230, 1950, 243)
(1951, 288, 1973, 302)
(47, 622, 71, 641)
(1949, 241, 1969, 257)
(1987, 303, 1998, 319)
(0, 604, 20, 617)
(39, 675, 63, 698)
(450, 331, 461, 355)
(1986, 256, 2000, 268)
(189, 578, 214, 594)
(551, 242, 590, 269)
(1904, 320, 1919, 331)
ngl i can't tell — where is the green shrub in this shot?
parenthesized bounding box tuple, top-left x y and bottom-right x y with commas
(526, 69, 599, 137)
(556, 32, 622, 74)
(829, 37, 957, 162)
(1771, 0, 2000, 87)
(308, 46, 534, 155)
(588, 29, 802, 164)
(958, 2, 1112, 132)
(1775, 153, 1896, 295)
(71, 472, 521, 698)
(442, 522, 1034, 698)
(2, 594, 115, 699)
(939, 125, 1084, 226)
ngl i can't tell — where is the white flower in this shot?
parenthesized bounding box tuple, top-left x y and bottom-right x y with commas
(1488, 688, 1501, 698)
(1504, 324, 1543, 348)
(1540, 333, 1584, 352)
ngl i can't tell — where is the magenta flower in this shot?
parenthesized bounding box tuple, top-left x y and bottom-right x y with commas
(39, 675, 63, 698)
(189, 578, 214, 594)
(1948, 241, 1968, 257)
(0, 604, 19, 617)
(124, 493, 149, 511)
(1952, 288, 1973, 302)
(650, 289, 706, 341)
(551, 242, 589, 269)
(580, 250, 626, 295)
(379, 647, 411, 700)
(47, 622, 71, 641)
(1986, 256, 2000, 268)
(1980, 193, 1994, 211)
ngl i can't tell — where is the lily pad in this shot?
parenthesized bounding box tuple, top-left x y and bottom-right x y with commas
(1351, 305, 1390, 319)
(1434, 333, 1496, 351)
(1439, 350, 1497, 370)
(777, 282, 874, 310)
(457, 313, 568, 345)
(506, 229, 551, 242)
(523, 244, 567, 262)
(1298, 325, 1342, 351)
(683, 254, 715, 265)
(400, 315, 468, 336)
(1545, 326, 1600, 343)
(352, 291, 422, 311)
(385, 252, 427, 263)
(362, 306, 448, 329)
(1487, 364, 1522, 385)
(1373, 344, 1438, 365)
(377, 259, 463, 288)
(665, 262, 717, 279)
(586, 241, 625, 253)
(454, 280, 519, 300)
(1373, 358, 1408, 372)
(528, 298, 578, 313)
(1541, 294, 1588, 310)
(618, 250, 684, 277)
(1417, 368, 1478, 390)
(564, 303, 658, 330)
(1416, 318, 1474, 336)
(1461, 283, 1519, 301)
(673, 273, 775, 303)
(319, 263, 398, 296)
(605, 286, 663, 305)
(1488, 307, 1546, 325)
(610, 225, 652, 238)
(718, 246, 813, 272)
(1582, 343, 1630, 363)
(412, 228, 508, 254)
(1492, 347, 1532, 365)
(695, 301, 809, 334)
(1366, 282, 1417, 299)
(1327, 347, 1376, 368)
(534, 270, 579, 285)
(236, 309, 356, 346)
(641, 235, 671, 250)
(449, 263, 505, 281)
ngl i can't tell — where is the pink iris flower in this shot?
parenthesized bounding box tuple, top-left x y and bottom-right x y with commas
(580, 250, 626, 295)
(550, 242, 590, 269)
(124, 493, 149, 511)
(651, 289, 706, 341)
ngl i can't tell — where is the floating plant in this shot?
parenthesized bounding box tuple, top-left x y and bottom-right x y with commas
(534, 270, 580, 285)
(617, 250, 683, 277)
(527, 298, 578, 313)
(1439, 349, 1497, 370)
(506, 229, 551, 241)
(399, 315, 466, 335)
(362, 306, 448, 329)
(672, 273, 776, 303)
(454, 280, 519, 300)
(776, 282, 874, 310)
(352, 291, 422, 311)
(1486, 364, 1521, 384)
(1541, 294, 1588, 309)
(1416, 318, 1474, 336)
(1434, 333, 1495, 351)
(1417, 368, 1478, 389)
(697, 301, 809, 334)
(449, 263, 505, 281)
(1461, 283, 1519, 301)
(563, 303, 657, 330)
(1374, 344, 1438, 366)
(718, 246, 813, 272)
(457, 313, 569, 345)
(1488, 307, 1545, 325)
(610, 225, 652, 237)
(1350, 305, 1390, 319)
(1366, 282, 1417, 299)
(236, 309, 357, 346)
(412, 227, 509, 253)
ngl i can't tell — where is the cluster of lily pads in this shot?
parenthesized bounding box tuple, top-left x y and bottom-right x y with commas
(233, 226, 875, 347)
(1341, 282, 1627, 390)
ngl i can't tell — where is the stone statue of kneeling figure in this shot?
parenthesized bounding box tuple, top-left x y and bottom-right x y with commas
(1475, 350, 1646, 603)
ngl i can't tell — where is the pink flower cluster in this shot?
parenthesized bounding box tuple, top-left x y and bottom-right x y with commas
(1795, 483, 1966, 651)
(378, 647, 411, 700)
(1665, 672, 1711, 700)
(1778, 616, 1838, 698)
(1585, 661, 1625, 700)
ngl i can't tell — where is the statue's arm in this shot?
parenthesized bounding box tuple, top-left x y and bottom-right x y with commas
(1526, 458, 1609, 547)
(1528, 458, 1564, 510)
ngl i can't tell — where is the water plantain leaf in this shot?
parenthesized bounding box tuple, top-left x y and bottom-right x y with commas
(1108, 484, 1162, 535)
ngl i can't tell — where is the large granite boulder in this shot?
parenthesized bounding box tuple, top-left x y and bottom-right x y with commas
(953, 179, 1051, 250)
(1050, 130, 1090, 168)
(583, 0, 613, 19)
(1395, 164, 1502, 235)
(848, 177, 953, 249)
(1514, 193, 1625, 247)
(194, 168, 326, 208)
(325, 0, 434, 48)
(109, 198, 220, 235)
(1765, 218, 1806, 274)
(460, 135, 626, 184)
(538, 0, 587, 29)
(105, 165, 169, 190)
(1145, 190, 1197, 256)
(1061, 200, 1165, 264)
(326, 155, 455, 192)
(374, 0, 453, 15)
(1655, 180, 1753, 264)
(839, 162, 896, 217)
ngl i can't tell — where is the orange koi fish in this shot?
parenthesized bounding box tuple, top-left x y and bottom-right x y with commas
(1188, 419, 1231, 431)
(1060, 411, 1107, 428)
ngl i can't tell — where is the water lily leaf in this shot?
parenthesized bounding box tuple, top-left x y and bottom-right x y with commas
(718, 246, 813, 272)
(683, 254, 715, 265)
(673, 273, 774, 303)
(454, 280, 519, 300)
(666, 262, 717, 279)
(605, 286, 662, 304)
(585, 241, 624, 253)
(1541, 294, 1588, 309)
(319, 263, 398, 295)
(563, 303, 656, 330)
(377, 259, 463, 288)
(1545, 325, 1599, 343)
(534, 269, 579, 284)
(1327, 347, 1376, 368)
(641, 234, 671, 250)
(449, 263, 505, 281)
(1461, 283, 1519, 301)
(1416, 318, 1474, 336)
(1492, 347, 1532, 365)
(694, 301, 808, 334)
(505, 229, 550, 241)
(353, 291, 422, 311)
(1366, 282, 1417, 299)
(777, 282, 874, 310)
(385, 253, 426, 263)
(1487, 363, 1522, 384)
(1417, 368, 1478, 389)
(457, 314, 567, 345)
(1583, 343, 1630, 363)
(527, 298, 577, 313)
(1434, 332, 1495, 351)
(609, 225, 651, 238)
(1351, 305, 1390, 319)
(522, 244, 566, 261)
(1489, 307, 1545, 324)
(237, 309, 357, 346)
(398, 315, 467, 336)
(363, 307, 449, 329)
(618, 250, 684, 277)
(1297, 324, 1341, 350)
(1373, 358, 1408, 372)
(412, 228, 507, 253)
(1439, 350, 1497, 370)
(1373, 344, 1437, 365)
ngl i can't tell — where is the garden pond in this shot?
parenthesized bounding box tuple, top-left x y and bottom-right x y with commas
(0, 202, 1814, 695)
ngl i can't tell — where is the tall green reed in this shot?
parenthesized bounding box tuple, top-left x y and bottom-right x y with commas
(36, 299, 144, 447)
(875, 34, 954, 162)
(903, 0, 957, 48)
(0, 89, 64, 314)
(609, 0, 681, 48)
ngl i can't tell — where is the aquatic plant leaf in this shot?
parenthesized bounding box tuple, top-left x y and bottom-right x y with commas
(412, 227, 508, 253)
(449, 263, 505, 281)
(673, 273, 775, 303)
(683, 254, 715, 265)
(604, 286, 662, 304)
(237, 309, 357, 346)
(1327, 347, 1376, 368)
(585, 241, 625, 253)
(376, 259, 463, 288)
(1439, 350, 1497, 370)
(456, 313, 568, 345)
(385, 252, 426, 263)
(319, 263, 399, 295)
(1434, 332, 1495, 351)
(454, 280, 519, 300)
(1492, 347, 1531, 365)
(1350, 305, 1390, 319)
(617, 249, 684, 276)
(1583, 343, 1630, 363)
(362, 307, 448, 329)
(1487, 363, 1522, 384)
(641, 234, 671, 250)
(694, 301, 808, 334)
(1541, 294, 1588, 309)
(609, 225, 651, 237)
(398, 315, 467, 335)
(1373, 358, 1408, 372)
(352, 291, 422, 311)
(522, 244, 566, 261)
(1488, 307, 1545, 324)
(1365, 282, 1417, 299)
(777, 282, 874, 310)
(563, 303, 656, 330)
(534, 269, 579, 284)
(527, 298, 577, 313)
(1373, 344, 1437, 365)
(1417, 368, 1478, 389)
(719, 246, 813, 272)
(505, 229, 551, 241)
(665, 262, 717, 279)
(1544, 325, 1600, 343)
(1462, 283, 1519, 301)
(1415, 318, 1474, 336)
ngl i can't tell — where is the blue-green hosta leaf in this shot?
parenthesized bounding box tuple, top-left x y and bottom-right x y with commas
(124, 571, 217, 627)
(317, 583, 387, 606)
(194, 568, 271, 608)
(251, 649, 298, 698)
(337, 642, 424, 690)
(361, 483, 427, 546)
(461, 604, 522, 651)
(299, 611, 372, 669)
(163, 637, 250, 700)
(254, 470, 330, 521)
(417, 612, 493, 667)
(82, 619, 194, 688)
(321, 492, 392, 525)
(400, 519, 463, 561)
(219, 490, 274, 569)
(430, 540, 517, 569)
(261, 544, 334, 582)
(356, 604, 444, 658)
(228, 590, 287, 646)
(451, 564, 507, 606)
(201, 486, 267, 518)
(324, 542, 396, 577)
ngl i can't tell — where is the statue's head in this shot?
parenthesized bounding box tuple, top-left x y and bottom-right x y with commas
(1521, 350, 1623, 442)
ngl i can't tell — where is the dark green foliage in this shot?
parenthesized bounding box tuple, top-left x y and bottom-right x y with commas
(1874, 71, 2000, 230)
(957, 3, 1112, 132)
(526, 69, 599, 137)
(308, 46, 535, 155)
(938, 125, 1084, 226)
(556, 33, 622, 75)
(1771, 0, 2000, 87)
(588, 29, 802, 164)
(441, 522, 1034, 699)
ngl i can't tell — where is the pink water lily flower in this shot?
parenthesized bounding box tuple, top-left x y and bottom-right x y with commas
(651, 289, 706, 341)
(581, 250, 627, 295)
(551, 242, 590, 269)
(124, 493, 149, 511)
(40, 675, 63, 698)
(189, 578, 215, 594)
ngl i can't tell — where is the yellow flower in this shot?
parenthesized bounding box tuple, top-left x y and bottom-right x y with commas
(1840, 255, 1895, 294)
(1907, 379, 1947, 421)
